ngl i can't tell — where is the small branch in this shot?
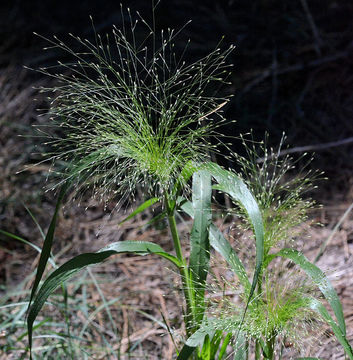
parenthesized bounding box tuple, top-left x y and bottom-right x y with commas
(300, 0, 323, 56)
(256, 137, 353, 163)
(243, 45, 352, 94)
(314, 202, 353, 264)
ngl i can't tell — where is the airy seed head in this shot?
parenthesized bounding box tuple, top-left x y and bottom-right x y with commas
(36, 12, 234, 202)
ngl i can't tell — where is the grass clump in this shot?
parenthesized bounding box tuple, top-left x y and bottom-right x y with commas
(1, 5, 350, 360)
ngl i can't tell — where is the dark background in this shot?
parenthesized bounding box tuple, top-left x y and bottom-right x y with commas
(1, 0, 353, 192)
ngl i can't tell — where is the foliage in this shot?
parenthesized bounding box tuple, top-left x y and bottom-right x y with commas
(1, 6, 351, 360)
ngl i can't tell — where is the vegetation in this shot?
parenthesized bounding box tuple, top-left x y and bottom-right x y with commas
(1, 6, 352, 360)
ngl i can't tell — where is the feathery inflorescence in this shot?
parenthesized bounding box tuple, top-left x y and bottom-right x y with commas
(35, 10, 234, 202)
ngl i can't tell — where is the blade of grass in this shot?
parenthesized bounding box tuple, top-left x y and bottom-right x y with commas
(0, 230, 56, 268)
(203, 162, 264, 300)
(24, 205, 46, 240)
(118, 197, 160, 225)
(179, 202, 250, 292)
(209, 224, 251, 292)
(28, 182, 70, 313)
(233, 331, 247, 360)
(309, 298, 353, 360)
(267, 248, 345, 334)
(188, 170, 212, 326)
(27, 240, 181, 358)
(218, 332, 232, 360)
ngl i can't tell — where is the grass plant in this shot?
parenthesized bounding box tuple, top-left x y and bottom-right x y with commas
(1, 6, 352, 360)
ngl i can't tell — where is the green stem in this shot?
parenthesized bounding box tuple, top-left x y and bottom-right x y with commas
(255, 271, 264, 360)
(167, 211, 184, 262)
(164, 193, 195, 335)
(265, 333, 276, 360)
(255, 339, 261, 360)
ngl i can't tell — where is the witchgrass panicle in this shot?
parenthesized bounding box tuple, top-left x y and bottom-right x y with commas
(232, 133, 321, 253)
(34, 10, 234, 202)
(206, 273, 316, 342)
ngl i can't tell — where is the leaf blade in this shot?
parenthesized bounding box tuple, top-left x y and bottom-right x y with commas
(309, 298, 353, 360)
(27, 241, 180, 357)
(274, 248, 345, 334)
(203, 162, 264, 301)
(209, 224, 251, 291)
(188, 170, 212, 324)
(118, 197, 160, 225)
(28, 182, 69, 311)
(180, 203, 251, 292)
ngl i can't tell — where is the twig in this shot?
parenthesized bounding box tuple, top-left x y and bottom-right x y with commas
(256, 137, 353, 163)
(300, 0, 323, 56)
(243, 46, 352, 94)
(314, 202, 353, 263)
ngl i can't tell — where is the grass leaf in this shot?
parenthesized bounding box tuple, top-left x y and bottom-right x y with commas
(209, 224, 251, 292)
(27, 240, 180, 358)
(218, 332, 232, 360)
(179, 204, 251, 292)
(118, 197, 160, 225)
(233, 331, 247, 360)
(188, 170, 212, 325)
(176, 344, 196, 360)
(176, 318, 218, 359)
(309, 298, 353, 360)
(0, 230, 56, 268)
(28, 182, 69, 312)
(203, 162, 264, 303)
(271, 248, 345, 334)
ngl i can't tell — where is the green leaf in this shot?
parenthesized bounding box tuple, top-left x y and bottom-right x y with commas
(172, 160, 199, 199)
(177, 344, 196, 360)
(27, 241, 180, 358)
(24, 205, 46, 240)
(28, 182, 69, 312)
(309, 298, 353, 360)
(270, 248, 345, 334)
(119, 197, 160, 225)
(209, 224, 250, 292)
(218, 333, 232, 360)
(209, 331, 223, 359)
(189, 170, 212, 325)
(203, 162, 264, 302)
(200, 334, 211, 359)
(179, 204, 250, 292)
(143, 210, 167, 228)
(177, 320, 216, 360)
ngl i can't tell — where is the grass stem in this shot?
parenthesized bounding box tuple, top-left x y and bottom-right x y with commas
(165, 193, 195, 335)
